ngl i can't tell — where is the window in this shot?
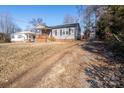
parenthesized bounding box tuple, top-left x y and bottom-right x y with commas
(71, 29, 74, 33)
(60, 30, 62, 36)
(29, 35, 31, 38)
(18, 35, 23, 38)
(55, 30, 57, 36)
(69, 28, 74, 35)
(63, 30, 65, 35)
(66, 30, 69, 35)
(69, 28, 71, 35)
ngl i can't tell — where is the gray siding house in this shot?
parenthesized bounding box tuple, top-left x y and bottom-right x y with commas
(33, 23, 81, 42)
(50, 23, 81, 40)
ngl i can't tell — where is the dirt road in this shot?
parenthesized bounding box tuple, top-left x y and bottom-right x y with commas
(0, 42, 89, 87)
(1, 41, 121, 88)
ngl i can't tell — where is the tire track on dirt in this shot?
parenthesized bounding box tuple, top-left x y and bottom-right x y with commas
(0, 43, 78, 88)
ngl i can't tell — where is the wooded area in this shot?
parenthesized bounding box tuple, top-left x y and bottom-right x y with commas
(0, 13, 21, 42)
(77, 5, 124, 59)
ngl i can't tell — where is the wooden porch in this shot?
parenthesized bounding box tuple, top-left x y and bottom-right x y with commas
(34, 24, 55, 42)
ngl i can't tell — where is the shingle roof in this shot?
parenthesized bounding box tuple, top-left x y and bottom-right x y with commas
(35, 24, 51, 29)
(49, 23, 80, 29)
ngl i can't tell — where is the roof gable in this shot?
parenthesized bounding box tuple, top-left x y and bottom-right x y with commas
(35, 24, 51, 29)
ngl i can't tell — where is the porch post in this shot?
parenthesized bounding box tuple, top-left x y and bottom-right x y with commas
(40, 29, 42, 35)
(51, 30, 52, 37)
(27, 34, 29, 41)
(45, 29, 47, 42)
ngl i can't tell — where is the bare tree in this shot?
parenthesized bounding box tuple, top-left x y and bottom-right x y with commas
(29, 18, 46, 33)
(63, 14, 78, 24)
(77, 5, 105, 27)
(0, 13, 21, 34)
(29, 18, 46, 26)
(0, 12, 21, 42)
(77, 5, 106, 40)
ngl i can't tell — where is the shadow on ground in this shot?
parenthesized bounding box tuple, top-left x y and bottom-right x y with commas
(81, 41, 124, 88)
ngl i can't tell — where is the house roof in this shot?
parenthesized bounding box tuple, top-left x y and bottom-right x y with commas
(49, 23, 80, 29)
(35, 24, 51, 29)
(16, 31, 35, 34)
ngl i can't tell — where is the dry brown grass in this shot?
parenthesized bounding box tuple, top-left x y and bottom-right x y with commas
(34, 45, 90, 88)
(0, 42, 73, 84)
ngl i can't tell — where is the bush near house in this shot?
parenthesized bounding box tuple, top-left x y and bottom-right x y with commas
(0, 33, 11, 43)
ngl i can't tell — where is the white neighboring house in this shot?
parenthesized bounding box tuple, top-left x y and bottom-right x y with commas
(11, 31, 35, 42)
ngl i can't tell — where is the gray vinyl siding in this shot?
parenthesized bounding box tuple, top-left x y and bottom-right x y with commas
(52, 27, 75, 39)
(75, 25, 81, 40)
(50, 23, 81, 40)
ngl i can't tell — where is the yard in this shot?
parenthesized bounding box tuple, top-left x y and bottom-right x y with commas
(0, 42, 75, 87)
(0, 41, 123, 88)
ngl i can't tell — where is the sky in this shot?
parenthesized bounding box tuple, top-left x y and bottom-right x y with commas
(0, 5, 78, 30)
